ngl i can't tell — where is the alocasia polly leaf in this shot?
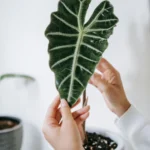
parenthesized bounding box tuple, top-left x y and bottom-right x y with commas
(45, 0, 118, 106)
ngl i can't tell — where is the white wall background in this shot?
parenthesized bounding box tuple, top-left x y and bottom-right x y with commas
(0, 0, 149, 150)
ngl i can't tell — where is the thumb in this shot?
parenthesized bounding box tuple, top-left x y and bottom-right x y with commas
(90, 73, 109, 93)
(61, 99, 73, 121)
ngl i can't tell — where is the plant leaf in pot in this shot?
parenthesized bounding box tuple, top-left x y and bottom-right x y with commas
(45, 0, 121, 149)
(45, 0, 119, 106)
(0, 74, 35, 150)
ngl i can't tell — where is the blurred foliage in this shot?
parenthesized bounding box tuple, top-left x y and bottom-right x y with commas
(0, 74, 35, 83)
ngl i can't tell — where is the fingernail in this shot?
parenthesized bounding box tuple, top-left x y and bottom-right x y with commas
(91, 75, 94, 82)
(61, 99, 68, 107)
(87, 105, 90, 109)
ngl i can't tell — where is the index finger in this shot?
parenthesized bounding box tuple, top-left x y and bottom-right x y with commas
(97, 58, 117, 73)
(46, 95, 60, 119)
(56, 98, 81, 122)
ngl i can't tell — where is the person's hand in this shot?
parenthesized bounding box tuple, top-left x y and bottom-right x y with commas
(90, 58, 131, 117)
(42, 96, 90, 150)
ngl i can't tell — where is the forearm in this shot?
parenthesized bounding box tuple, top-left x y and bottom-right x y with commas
(115, 105, 150, 150)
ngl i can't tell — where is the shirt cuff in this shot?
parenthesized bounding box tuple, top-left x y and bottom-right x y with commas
(115, 105, 147, 138)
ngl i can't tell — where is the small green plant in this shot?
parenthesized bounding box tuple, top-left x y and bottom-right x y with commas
(45, 0, 118, 107)
(45, 0, 119, 145)
(0, 73, 35, 84)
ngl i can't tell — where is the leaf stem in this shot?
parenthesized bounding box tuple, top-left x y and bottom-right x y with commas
(82, 89, 88, 144)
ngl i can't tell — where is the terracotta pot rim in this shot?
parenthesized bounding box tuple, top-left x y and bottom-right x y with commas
(0, 116, 22, 134)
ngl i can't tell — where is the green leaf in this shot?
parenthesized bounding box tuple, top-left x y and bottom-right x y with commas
(45, 0, 118, 106)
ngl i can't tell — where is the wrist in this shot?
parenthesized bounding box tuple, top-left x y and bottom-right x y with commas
(116, 100, 131, 117)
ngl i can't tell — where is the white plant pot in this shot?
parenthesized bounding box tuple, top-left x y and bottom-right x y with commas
(86, 127, 126, 150)
(48, 127, 127, 150)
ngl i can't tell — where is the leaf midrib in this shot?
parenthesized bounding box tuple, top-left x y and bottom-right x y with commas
(65, 1, 109, 103)
(67, 1, 84, 102)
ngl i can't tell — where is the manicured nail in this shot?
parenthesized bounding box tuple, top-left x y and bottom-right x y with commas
(87, 105, 90, 109)
(61, 99, 68, 107)
(91, 75, 94, 82)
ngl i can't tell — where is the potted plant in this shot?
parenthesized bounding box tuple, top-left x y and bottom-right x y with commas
(45, 0, 125, 149)
(0, 74, 35, 150)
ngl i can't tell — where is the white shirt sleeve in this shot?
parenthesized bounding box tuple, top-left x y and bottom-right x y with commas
(115, 105, 150, 150)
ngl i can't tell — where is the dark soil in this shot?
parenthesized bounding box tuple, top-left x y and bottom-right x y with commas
(0, 120, 18, 130)
(84, 132, 118, 150)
